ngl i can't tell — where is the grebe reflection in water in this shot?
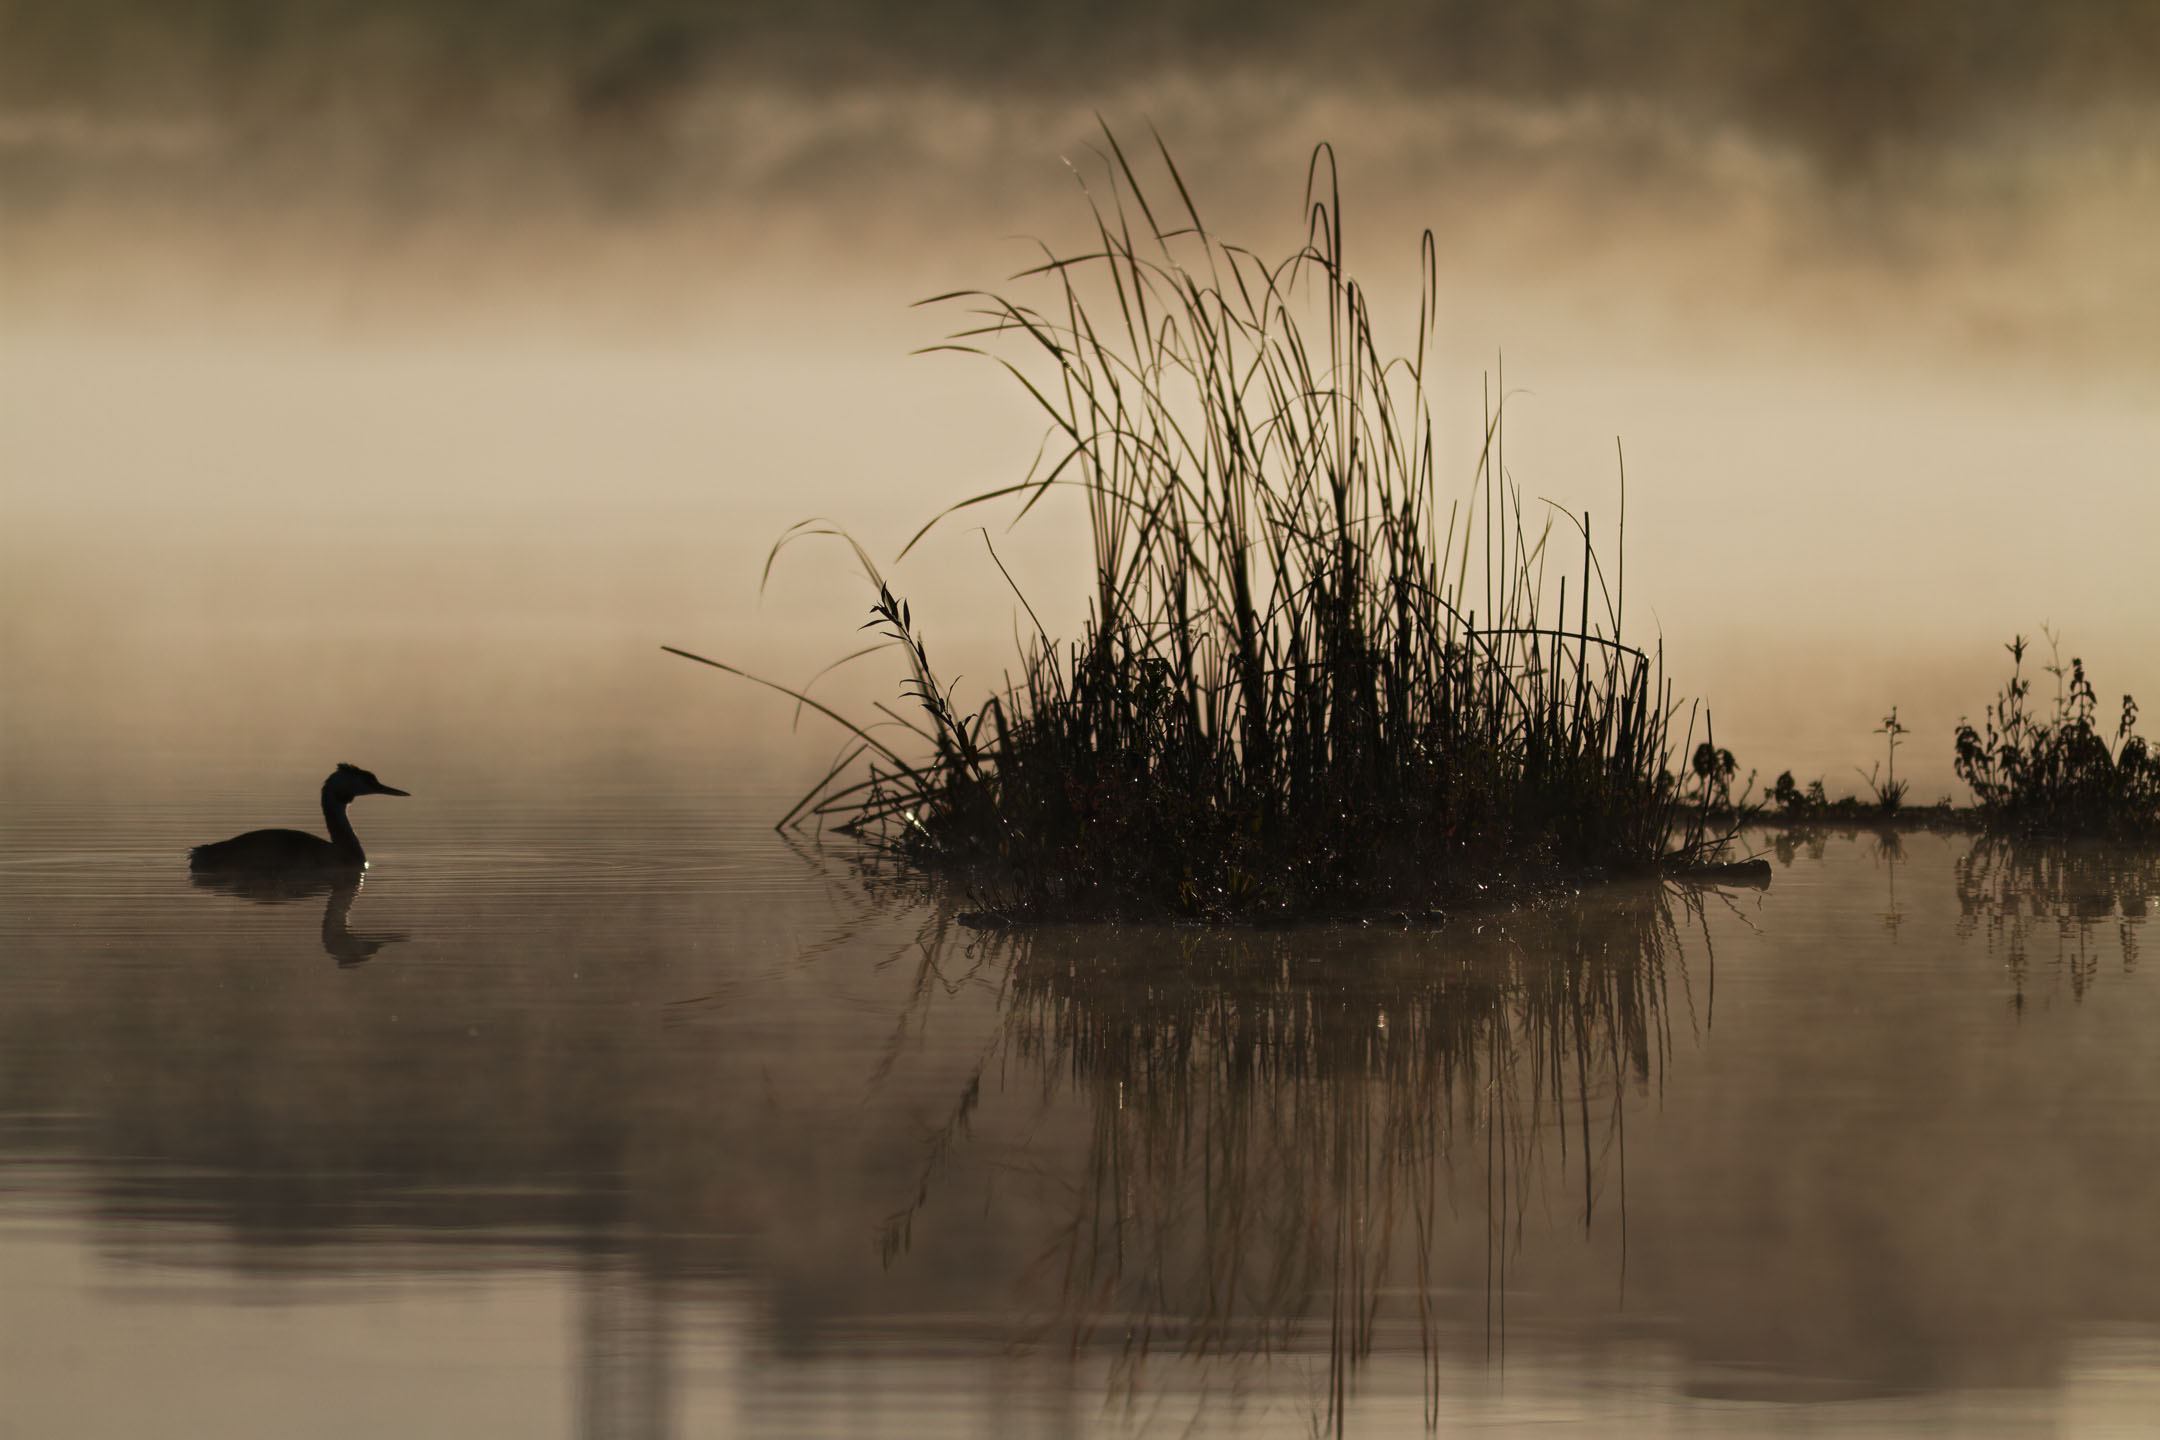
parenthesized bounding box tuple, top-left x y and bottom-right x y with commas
(189, 763, 409, 873)
(188, 868, 410, 966)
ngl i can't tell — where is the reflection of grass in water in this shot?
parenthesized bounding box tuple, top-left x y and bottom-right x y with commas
(1956, 835, 2160, 1004)
(679, 131, 1732, 921)
(886, 890, 1697, 1434)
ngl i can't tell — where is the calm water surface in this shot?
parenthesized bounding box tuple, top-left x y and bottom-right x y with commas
(4, 777, 2159, 1436)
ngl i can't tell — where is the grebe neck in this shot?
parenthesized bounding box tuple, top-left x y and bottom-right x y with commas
(321, 787, 366, 864)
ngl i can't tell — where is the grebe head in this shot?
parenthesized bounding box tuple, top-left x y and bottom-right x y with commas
(325, 763, 410, 802)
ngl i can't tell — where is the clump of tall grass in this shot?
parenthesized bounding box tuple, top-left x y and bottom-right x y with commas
(1954, 633, 2160, 838)
(678, 134, 1729, 918)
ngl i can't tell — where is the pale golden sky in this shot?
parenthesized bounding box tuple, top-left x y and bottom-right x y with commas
(6, 20, 2159, 799)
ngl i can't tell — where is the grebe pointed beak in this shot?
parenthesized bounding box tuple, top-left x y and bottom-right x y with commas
(373, 782, 411, 797)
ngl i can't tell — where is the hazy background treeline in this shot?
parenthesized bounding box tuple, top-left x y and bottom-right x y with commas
(10, 0, 2160, 173)
(12, 0, 2160, 348)
(11, 0, 2160, 326)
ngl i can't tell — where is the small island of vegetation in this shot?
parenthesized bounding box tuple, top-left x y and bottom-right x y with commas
(674, 133, 1746, 921)
(672, 134, 2160, 920)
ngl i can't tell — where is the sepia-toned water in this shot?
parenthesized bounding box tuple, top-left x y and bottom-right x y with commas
(6, 715, 2160, 1436)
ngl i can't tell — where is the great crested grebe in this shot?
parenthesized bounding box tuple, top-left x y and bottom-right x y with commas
(188, 763, 410, 872)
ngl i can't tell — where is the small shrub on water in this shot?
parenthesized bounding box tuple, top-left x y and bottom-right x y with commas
(1856, 706, 1911, 814)
(1771, 771, 1814, 812)
(1954, 634, 2160, 838)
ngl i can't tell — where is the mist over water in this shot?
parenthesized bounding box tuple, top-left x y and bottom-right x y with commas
(15, 0, 2160, 355)
(9, 7, 2160, 802)
(13, 3, 2160, 162)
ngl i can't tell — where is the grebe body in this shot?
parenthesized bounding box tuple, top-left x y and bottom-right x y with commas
(189, 764, 409, 873)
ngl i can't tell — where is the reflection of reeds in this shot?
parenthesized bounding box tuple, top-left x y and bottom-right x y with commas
(1956, 835, 2160, 1002)
(680, 131, 1725, 919)
(887, 891, 1693, 1434)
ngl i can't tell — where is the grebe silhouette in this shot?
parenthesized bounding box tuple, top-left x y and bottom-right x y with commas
(189, 763, 409, 873)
